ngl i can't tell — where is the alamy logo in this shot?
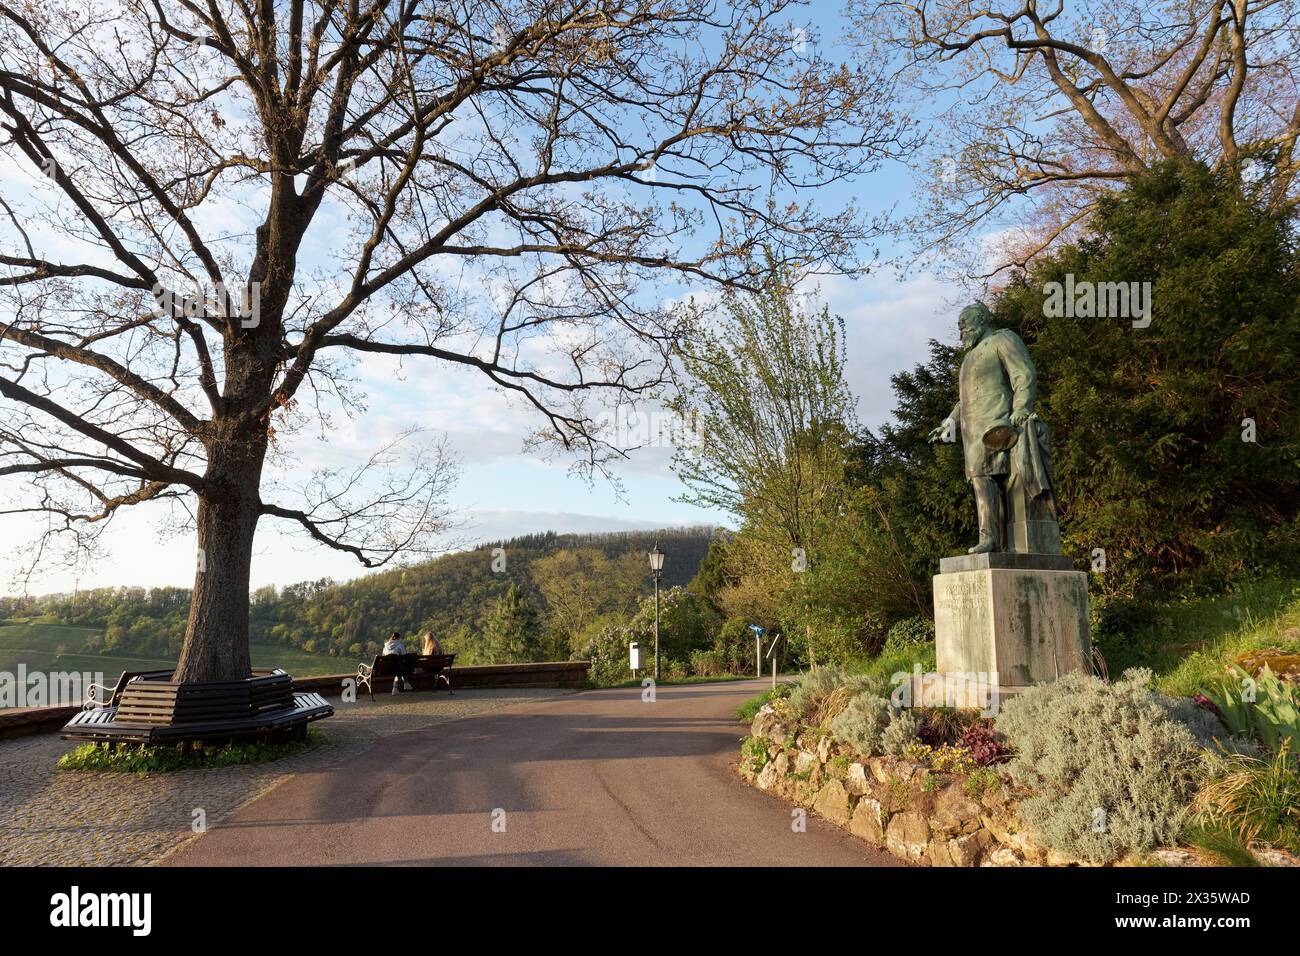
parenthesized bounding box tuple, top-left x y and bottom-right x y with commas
(50, 886, 152, 936)
(0, 666, 104, 708)
(1042, 273, 1152, 328)
(891, 665, 1001, 716)
(151, 280, 261, 328)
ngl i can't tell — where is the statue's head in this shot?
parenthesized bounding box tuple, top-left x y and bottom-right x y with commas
(957, 301, 992, 349)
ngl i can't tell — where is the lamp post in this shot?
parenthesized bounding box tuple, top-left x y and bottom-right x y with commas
(648, 543, 665, 680)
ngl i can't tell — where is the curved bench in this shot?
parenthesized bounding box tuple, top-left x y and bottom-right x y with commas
(60, 668, 333, 747)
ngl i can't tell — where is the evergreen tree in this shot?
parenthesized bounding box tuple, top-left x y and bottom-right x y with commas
(481, 582, 543, 664)
(996, 160, 1299, 594)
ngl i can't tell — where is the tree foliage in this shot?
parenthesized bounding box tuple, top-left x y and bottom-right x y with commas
(995, 160, 1300, 594)
(858, 0, 1300, 272)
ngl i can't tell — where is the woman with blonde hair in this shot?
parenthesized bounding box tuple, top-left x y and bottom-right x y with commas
(420, 631, 443, 656)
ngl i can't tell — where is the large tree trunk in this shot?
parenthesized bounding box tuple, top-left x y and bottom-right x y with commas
(174, 428, 267, 683)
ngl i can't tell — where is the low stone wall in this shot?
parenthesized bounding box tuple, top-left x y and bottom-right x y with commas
(743, 702, 1070, 867)
(744, 700, 1300, 869)
(0, 704, 80, 742)
(295, 660, 590, 695)
(0, 661, 590, 742)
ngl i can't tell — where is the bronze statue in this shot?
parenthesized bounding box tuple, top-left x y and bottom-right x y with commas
(927, 302, 1061, 555)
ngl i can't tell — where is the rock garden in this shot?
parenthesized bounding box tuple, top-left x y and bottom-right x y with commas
(739, 664, 1300, 867)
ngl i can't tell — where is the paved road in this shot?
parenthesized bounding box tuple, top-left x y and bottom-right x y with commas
(166, 679, 901, 866)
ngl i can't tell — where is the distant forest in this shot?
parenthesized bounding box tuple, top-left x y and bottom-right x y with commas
(0, 527, 715, 665)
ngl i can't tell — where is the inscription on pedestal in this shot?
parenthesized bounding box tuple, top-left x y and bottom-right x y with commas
(935, 572, 995, 676)
(934, 562, 1090, 689)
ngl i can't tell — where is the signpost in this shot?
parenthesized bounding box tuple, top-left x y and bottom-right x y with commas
(765, 633, 782, 691)
(748, 624, 766, 678)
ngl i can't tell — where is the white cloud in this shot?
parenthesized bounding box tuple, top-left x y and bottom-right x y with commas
(814, 268, 967, 429)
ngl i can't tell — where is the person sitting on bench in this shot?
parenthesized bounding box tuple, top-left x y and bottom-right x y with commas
(382, 631, 414, 694)
(421, 631, 443, 655)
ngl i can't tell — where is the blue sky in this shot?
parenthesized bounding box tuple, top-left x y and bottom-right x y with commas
(0, 8, 977, 596)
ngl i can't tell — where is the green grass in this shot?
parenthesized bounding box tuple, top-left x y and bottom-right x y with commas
(606, 673, 755, 689)
(1118, 579, 1300, 697)
(1181, 822, 1260, 867)
(57, 728, 321, 774)
(736, 683, 793, 723)
(0, 619, 346, 692)
(851, 643, 938, 686)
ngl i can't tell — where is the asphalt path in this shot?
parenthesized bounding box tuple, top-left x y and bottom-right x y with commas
(167, 679, 902, 866)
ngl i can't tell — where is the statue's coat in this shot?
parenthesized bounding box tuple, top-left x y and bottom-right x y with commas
(947, 328, 1036, 478)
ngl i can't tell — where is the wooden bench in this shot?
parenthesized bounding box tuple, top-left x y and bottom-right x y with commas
(82, 668, 174, 709)
(61, 668, 333, 746)
(357, 653, 455, 701)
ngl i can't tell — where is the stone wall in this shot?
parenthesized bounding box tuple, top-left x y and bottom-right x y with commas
(743, 699, 1300, 868)
(293, 660, 591, 694)
(742, 702, 1064, 867)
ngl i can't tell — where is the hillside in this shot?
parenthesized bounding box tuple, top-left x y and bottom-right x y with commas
(0, 619, 344, 691)
(249, 526, 715, 661)
(1, 526, 718, 674)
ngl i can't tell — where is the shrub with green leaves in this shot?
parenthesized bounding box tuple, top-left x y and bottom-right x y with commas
(995, 669, 1201, 863)
(585, 586, 722, 686)
(1203, 664, 1300, 754)
(740, 735, 770, 775)
(736, 683, 791, 724)
(1089, 594, 1163, 674)
(884, 616, 935, 653)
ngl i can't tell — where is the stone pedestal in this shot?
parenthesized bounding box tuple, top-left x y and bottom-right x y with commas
(933, 552, 1090, 700)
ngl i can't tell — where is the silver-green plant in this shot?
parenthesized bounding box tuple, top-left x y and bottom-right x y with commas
(995, 668, 1201, 863)
(881, 707, 922, 756)
(788, 667, 885, 718)
(829, 693, 893, 756)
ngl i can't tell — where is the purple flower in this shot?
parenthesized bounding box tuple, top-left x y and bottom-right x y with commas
(1193, 694, 1225, 723)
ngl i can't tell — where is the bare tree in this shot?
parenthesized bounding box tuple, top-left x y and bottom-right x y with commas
(0, 0, 909, 680)
(857, 0, 1300, 274)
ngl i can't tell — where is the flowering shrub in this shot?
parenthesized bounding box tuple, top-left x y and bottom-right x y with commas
(931, 744, 978, 775)
(904, 741, 933, 763)
(904, 741, 978, 775)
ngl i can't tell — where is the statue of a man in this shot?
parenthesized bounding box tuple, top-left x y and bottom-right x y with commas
(927, 302, 1060, 555)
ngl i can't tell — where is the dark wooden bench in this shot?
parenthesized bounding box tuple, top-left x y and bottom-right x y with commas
(357, 653, 455, 701)
(81, 668, 174, 709)
(61, 668, 333, 747)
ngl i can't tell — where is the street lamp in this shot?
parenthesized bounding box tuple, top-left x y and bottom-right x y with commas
(648, 543, 665, 680)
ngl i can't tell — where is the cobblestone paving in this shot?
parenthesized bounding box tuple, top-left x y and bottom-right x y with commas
(0, 687, 574, 866)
